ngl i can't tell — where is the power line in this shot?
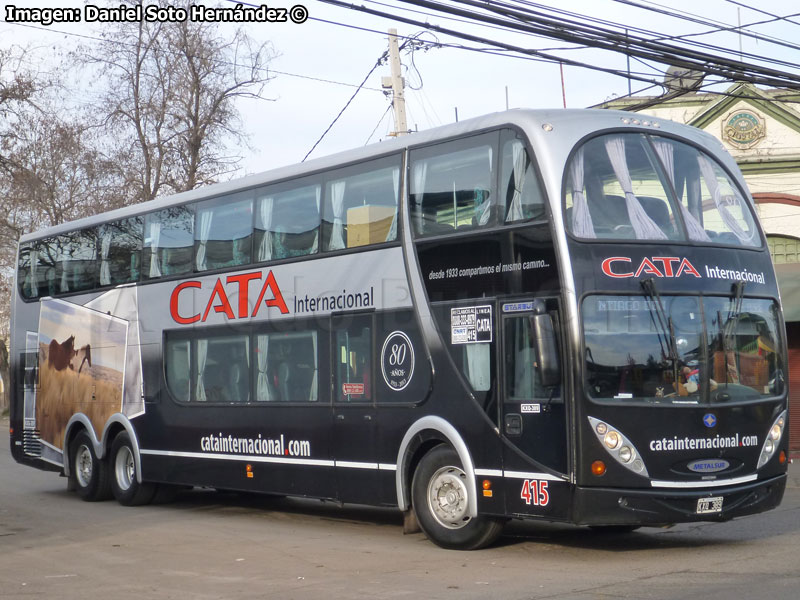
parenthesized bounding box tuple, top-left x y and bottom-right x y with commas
(303, 51, 389, 162)
(2, 20, 386, 94)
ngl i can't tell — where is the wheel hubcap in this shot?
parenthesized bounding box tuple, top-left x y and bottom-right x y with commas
(75, 444, 93, 488)
(115, 446, 134, 491)
(427, 466, 471, 529)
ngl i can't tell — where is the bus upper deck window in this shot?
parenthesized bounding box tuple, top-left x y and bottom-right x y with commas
(322, 160, 400, 251)
(410, 133, 496, 237)
(254, 182, 320, 262)
(99, 217, 143, 286)
(566, 134, 682, 242)
(143, 207, 194, 279)
(195, 192, 253, 272)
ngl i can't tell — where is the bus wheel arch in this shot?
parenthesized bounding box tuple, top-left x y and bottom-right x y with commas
(396, 417, 479, 519)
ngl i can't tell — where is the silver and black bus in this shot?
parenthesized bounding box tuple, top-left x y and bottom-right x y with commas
(9, 109, 789, 549)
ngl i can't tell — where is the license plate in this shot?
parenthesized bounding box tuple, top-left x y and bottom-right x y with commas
(696, 496, 723, 514)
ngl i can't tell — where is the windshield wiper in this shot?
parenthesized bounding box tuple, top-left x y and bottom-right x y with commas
(641, 277, 679, 387)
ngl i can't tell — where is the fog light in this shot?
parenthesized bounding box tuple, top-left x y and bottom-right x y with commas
(592, 460, 607, 476)
(632, 459, 644, 473)
(604, 431, 621, 450)
(619, 446, 633, 463)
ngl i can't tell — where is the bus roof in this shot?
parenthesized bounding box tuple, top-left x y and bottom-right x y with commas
(20, 107, 729, 243)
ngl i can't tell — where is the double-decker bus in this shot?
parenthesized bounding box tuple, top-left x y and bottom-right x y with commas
(9, 109, 789, 549)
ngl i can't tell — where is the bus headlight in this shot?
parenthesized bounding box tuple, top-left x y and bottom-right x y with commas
(757, 411, 786, 469)
(603, 431, 621, 450)
(588, 417, 649, 477)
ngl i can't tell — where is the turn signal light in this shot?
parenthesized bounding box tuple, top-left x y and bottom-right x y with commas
(779, 451, 786, 464)
(591, 460, 607, 476)
(482, 479, 492, 490)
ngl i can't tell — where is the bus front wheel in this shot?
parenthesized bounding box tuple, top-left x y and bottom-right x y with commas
(110, 431, 157, 506)
(411, 445, 505, 550)
(68, 430, 111, 501)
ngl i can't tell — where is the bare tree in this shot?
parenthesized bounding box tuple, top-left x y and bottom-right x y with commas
(80, 3, 276, 202)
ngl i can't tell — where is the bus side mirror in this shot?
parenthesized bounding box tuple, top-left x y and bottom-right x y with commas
(531, 313, 561, 388)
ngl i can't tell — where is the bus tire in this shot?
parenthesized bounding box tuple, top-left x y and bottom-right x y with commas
(69, 430, 111, 502)
(110, 431, 157, 506)
(411, 445, 505, 550)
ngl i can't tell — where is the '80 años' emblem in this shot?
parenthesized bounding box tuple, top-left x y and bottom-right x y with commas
(722, 110, 766, 149)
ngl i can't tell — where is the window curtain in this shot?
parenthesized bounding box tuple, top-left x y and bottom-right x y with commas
(696, 155, 754, 244)
(148, 221, 162, 278)
(195, 208, 214, 270)
(196, 339, 208, 402)
(99, 230, 112, 285)
(476, 149, 493, 226)
(604, 137, 667, 240)
(570, 147, 596, 238)
(257, 195, 274, 261)
(256, 334, 271, 401)
(651, 140, 710, 242)
(412, 161, 428, 234)
(328, 180, 347, 251)
(30, 247, 39, 298)
(506, 141, 527, 223)
(311, 186, 321, 253)
(387, 167, 400, 241)
(310, 333, 318, 402)
(59, 243, 69, 294)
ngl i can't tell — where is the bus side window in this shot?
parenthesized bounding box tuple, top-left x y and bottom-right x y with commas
(500, 135, 546, 223)
(165, 338, 191, 403)
(195, 191, 253, 272)
(254, 181, 320, 262)
(143, 207, 194, 279)
(322, 158, 400, 251)
(255, 329, 319, 402)
(333, 315, 372, 402)
(99, 217, 142, 286)
(410, 132, 497, 237)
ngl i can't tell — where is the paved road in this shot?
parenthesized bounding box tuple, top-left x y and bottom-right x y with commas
(1, 419, 799, 599)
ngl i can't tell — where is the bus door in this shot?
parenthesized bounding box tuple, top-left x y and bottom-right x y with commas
(500, 299, 568, 511)
(331, 313, 378, 504)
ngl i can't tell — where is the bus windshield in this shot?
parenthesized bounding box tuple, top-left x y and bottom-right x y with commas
(583, 295, 784, 403)
(564, 132, 761, 246)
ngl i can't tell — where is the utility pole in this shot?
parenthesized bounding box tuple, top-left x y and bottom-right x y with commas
(382, 28, 408, 137)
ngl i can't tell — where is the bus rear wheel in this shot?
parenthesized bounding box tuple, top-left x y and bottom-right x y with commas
(110, 431, 156, 506)
(411, 445, 505, 550)
(68, 430, 111, 501)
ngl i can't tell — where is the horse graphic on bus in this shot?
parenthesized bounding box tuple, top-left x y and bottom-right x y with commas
(37, 299, 128, 451)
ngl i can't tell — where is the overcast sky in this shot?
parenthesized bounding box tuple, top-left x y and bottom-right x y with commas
(5, 0, 800, 179)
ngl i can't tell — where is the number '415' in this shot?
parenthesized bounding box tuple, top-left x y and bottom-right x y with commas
(520, 479, 549, 506)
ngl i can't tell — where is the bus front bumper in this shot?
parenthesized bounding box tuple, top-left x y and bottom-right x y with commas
(570, 473, 787, 527)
